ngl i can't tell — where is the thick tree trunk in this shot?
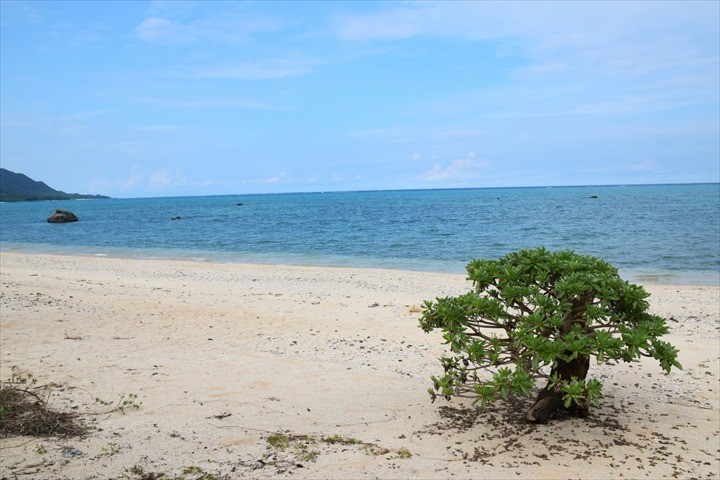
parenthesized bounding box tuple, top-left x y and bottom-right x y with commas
(526, 293, 595, 424)
(525, 355, 590, 424)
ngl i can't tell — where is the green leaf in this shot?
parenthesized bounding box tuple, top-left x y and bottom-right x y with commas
(585, 379, 603, 407)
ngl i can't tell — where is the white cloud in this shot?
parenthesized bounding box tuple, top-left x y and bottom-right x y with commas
(135, 8, 282, 45)
(136, 17, 191, 44)
(148, 168, 188, 190)
(247, 172, 290, 185)
(332, 1, 719, 78)
(199, 178, 230, 188)
(96, 165, 144, 193)
(418, 153, 490, 182)
(332, 2, 569, 42)
(98, 166, 226, 194)
(264, 176, 282, 184)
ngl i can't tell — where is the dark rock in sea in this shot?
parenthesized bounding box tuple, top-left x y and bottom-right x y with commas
(47, 209, 78, 223)
(171, 216, 182, 220)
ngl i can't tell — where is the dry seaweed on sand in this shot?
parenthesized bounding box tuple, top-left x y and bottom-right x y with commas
(0, 370, 86, 438)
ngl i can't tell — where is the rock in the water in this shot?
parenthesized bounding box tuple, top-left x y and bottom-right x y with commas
(47, 209, 78, 223)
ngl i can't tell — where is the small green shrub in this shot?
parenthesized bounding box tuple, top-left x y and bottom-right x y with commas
(266, 432, 292, 450)
(419, 247, 682, 423)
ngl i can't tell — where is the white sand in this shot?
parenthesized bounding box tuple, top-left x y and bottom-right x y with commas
(0, 253, 718, 479)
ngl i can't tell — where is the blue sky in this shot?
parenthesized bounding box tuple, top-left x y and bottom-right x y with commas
(1, 1, 718, 197)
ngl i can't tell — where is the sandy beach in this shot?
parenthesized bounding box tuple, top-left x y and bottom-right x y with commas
(0, 252, 718, 480)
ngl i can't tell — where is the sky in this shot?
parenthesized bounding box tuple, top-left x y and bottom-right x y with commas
(1, 1, 718, 197)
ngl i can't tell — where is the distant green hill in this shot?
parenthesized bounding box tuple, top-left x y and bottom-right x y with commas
(0, 168, 110, 202)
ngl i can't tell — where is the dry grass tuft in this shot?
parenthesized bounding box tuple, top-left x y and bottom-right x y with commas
(0, 370, 86, 438)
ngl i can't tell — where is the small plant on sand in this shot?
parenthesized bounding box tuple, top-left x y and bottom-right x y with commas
(389, 447, 412, 459)
(266, 432, 319, 462)
(93, 393, 142, 415)
(125, 464, 220, 480)
(181, 466, 217, 480)
(0, 367, 142, 439)
(419, 247, 682, 423)
(321, 434, 363, 445)
(99, 442, 120, 457)
(0, 368, 86, 437)
(129, 465, 145, 476)
(266, 432, 292, 450)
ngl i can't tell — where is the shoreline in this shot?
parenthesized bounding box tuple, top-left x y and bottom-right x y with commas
(1, 181, 718, 200)
(2, 246, 718, 287)
(1, 252, 718, 479)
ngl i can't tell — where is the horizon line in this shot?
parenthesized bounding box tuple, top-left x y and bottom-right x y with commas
(104, 181, 720, 201)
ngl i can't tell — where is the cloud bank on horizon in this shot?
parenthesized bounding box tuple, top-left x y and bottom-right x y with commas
(1, 1, 718, 197)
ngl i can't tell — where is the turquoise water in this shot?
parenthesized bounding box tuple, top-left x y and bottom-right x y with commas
(1, 184, 718, 285)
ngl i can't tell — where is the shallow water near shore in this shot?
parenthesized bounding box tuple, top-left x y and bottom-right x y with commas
(1, 184, 718, 285)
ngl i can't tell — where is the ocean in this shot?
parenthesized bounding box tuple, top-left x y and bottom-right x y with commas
(1, 184, 719, 285)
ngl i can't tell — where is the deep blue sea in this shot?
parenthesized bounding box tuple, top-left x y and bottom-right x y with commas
(1, 184, 719, 285)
